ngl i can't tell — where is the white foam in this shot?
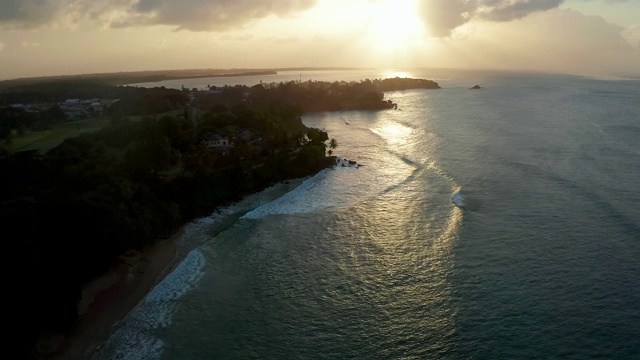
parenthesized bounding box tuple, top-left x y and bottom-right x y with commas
(242, 165, 364, 219)
(145, 249, 205, 303)
(451, 191, 465, 208)
(242, 169, 333, 219)
(334, 157, 360, 168)
(178, 215, 219, 248)
(91, 249, 206, 360)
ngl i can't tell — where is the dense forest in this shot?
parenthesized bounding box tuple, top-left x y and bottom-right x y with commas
(0, 77, 439, 141)
(0, 76, 440, 358)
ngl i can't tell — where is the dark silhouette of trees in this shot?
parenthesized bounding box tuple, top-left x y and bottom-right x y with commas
(241, 77, 439, 112)
(44, 104, 66, 123)
(0, 107, 38, 132)
(328, 138, 338, 156)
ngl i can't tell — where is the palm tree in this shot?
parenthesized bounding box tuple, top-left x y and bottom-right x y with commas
(329, 138, 338, 154)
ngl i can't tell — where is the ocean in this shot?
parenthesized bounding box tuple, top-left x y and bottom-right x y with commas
(94, 69, 640, 359)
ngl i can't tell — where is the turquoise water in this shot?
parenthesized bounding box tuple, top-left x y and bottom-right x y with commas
(95, 70, 640, 359)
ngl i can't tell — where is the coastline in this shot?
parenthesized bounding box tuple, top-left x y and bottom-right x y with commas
(48, 229, 186, 360)
(46, 177, 310, 360)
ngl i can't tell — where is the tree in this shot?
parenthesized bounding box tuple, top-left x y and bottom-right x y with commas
(45, 104, 67, 123)
(306, 128, 328, 146)
(16, 123, 26, 136)
(0, 126, 11, 145)
(329, 139, 338, 155)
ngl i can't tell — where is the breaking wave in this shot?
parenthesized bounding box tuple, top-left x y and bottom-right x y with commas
(451, 191, 465, 209)
(91, 250, 206, 360)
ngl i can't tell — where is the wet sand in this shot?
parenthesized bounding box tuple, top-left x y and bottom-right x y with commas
(49, 229, 185, 360)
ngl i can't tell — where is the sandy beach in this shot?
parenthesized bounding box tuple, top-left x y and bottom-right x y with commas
(47, 228, 187, 360)
(41, 179, 306, 360)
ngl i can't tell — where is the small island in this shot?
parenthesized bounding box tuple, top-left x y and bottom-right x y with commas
(470, 84, 482, 89)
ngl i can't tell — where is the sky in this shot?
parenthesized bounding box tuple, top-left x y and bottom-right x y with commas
(0, 0, 639, 80)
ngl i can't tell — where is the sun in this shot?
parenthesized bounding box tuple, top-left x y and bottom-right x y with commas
(364, 0, 424, 53)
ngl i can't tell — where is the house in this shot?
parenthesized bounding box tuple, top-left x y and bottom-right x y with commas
(203, 134, 232, 148)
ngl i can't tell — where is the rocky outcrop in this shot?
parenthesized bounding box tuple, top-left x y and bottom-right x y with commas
(334, 157, 360, 168)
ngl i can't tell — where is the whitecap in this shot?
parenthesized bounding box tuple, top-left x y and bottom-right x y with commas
(91, 249, 206, 360)
(451, 191, 466, 209)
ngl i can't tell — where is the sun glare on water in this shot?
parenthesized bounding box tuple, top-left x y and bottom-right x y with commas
(372, 121, 413, 145)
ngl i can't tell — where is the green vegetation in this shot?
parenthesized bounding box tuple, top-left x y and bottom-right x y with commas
(10, 118, 110, 153)
(7, 110, 183, 154)
(0, 84, 189, 152)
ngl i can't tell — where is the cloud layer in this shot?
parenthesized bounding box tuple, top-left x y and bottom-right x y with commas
(418, 0, 564, 37)
(417, 0, 639, 37)
(0, 0, 63, 28)
(622, 24, 640, 47)
(113, 0, 317, 31)
(433, 8, 640, 75)
(0, 0, 317, 31)
(2, 0, 637, 35)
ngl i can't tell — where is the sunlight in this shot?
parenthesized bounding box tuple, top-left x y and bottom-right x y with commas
(372, 121, 412, 145)
(364, 0, 424, 53)
(381, 70, 413, 79)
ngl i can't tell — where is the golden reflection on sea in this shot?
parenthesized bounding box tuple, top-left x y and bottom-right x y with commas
(371, 120, 413, 146)
(381, 70, 414, 79)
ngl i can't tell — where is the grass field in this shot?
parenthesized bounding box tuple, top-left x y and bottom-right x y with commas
(9, 110, 182, 154)
(11, 117, 110, 154)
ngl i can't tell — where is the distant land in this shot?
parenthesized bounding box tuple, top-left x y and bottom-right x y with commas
(0, 67, 370, 91)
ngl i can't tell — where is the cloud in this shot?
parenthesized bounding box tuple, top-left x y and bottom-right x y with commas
(476, 0, 563, 22)
(419, 0, 569, 37)
(420, 0, 640, 38)
(622, 24, 640, 47)
(0, 0, 64, 28)
(0, 0, 317, 31)
(440, 8, 640, 75)
(113, 0, 317, 31)
(417, 0, 476, 38)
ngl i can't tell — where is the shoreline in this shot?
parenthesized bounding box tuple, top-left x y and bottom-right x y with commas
(47, 228, 187, 360)
(46, 177, 310, 360)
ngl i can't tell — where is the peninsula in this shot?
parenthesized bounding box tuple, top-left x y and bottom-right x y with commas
(0, 75, 441, 359)
(0, 67, 372, 90)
